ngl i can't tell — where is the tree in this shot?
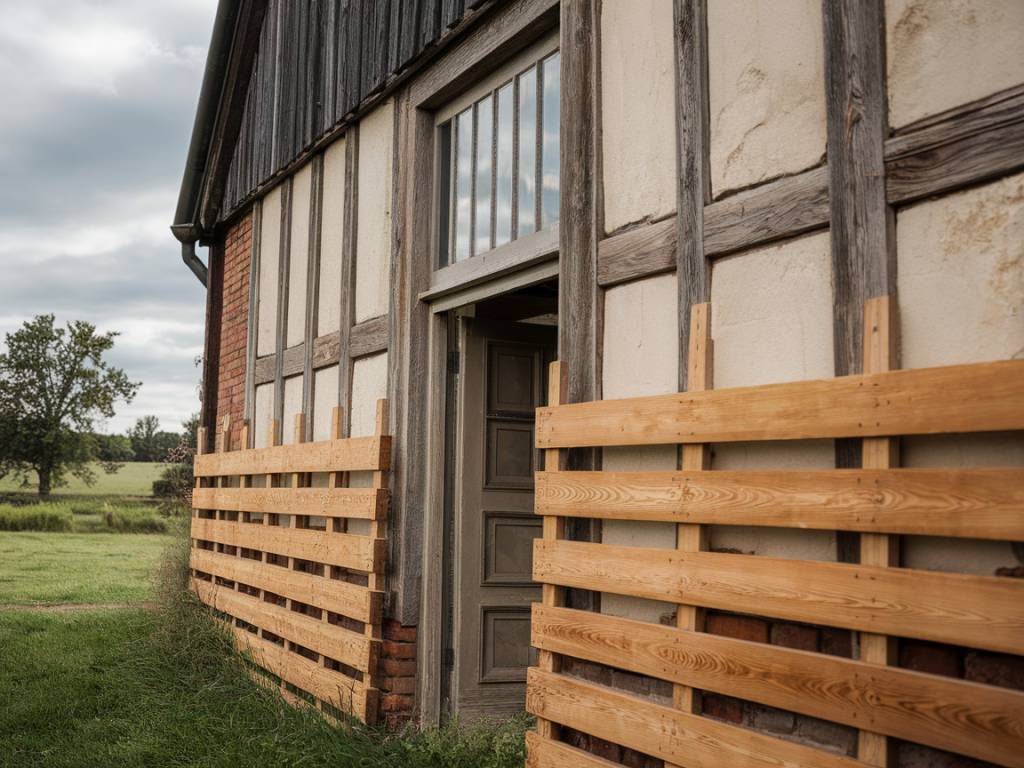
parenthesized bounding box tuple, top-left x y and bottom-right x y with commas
(153, 413, 200, 510)
(128, 415, 160, 461)
(94, 433, 133, 463)
(0, 315, 139, 496)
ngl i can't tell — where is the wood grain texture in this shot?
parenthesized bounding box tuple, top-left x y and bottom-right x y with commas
(527, 668, 867, 768)
(192, 517, 385, 573)
(596, 217, 675, 288)
(532, 605, 1024, 767)
(823, 0, 893, 381)
(532, 539, 1024, 654)
(194, 578, 374, 671)
(192, 486, 386, 520)
(229, 622, 372, 720)
(673, 0, 710, 393)
(525, 732, 621, 768)
(349, 315, 389, 358)
(194, 435, 390, 476)
(534, 468, 1024, 540)
(190, 548, 380, 624)
(535, 359, 1024, 448)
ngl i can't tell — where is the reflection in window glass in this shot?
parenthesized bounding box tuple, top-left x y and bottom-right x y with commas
(516, 66, 537, 238)
(438, 49, 558, 264)
(541, 52, 560, 229)
(454, 108, 473, 262)
(495, 83, 514, 248)
(474, 95, 493, 255)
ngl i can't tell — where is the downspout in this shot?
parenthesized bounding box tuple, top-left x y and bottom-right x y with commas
(181, 240, 208, 287)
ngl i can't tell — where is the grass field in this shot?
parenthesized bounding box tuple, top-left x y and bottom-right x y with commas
(0, 521, 529, 767)
(0, 462, 165, 497)
(0, 532, 173, 605)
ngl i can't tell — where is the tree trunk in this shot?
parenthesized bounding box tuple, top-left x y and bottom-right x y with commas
(38, 467, 51, 498)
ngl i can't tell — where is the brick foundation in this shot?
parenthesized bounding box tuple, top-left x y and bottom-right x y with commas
(379, 619, 417, 728)
(213, 211, 252, 451)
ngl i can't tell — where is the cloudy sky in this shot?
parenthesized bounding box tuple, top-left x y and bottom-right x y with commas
(0, 0, 217, 435)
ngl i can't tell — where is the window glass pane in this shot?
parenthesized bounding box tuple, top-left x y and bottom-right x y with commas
(494, 83, 514, 248)
(474, 95, 493, 255)
(454, 108, 473, 262)
(436, 121, 452, 267)
(516, 66, 537, 237)
(541, 52, 560, 229)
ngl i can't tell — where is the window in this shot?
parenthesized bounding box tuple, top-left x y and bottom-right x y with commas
(436, 47, 560, 267)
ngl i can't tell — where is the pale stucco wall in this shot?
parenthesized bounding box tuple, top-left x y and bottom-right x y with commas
(253, 382, 274, 448)
(312, 364, 340, 442)
(886, 0, 1024, 129)
(896, 173, 1024, 575)
(256, 184, 282, 356)
(318, 138, 346, 335)
(282, 374, 304, 444)
(350, 351, 389, 438)
(286, 163, 312, 348)
(707, 0, 826, 197)
(355, 101, 393, 323)
(601, 274, 678, 622)
(600, 0, 676, 233)
(710, 231, 838, 559)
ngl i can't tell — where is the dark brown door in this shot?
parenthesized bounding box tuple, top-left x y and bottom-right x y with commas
(451, 316, 555, 718)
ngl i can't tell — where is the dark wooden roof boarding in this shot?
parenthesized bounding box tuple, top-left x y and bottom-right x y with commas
(174, 0, 499, 247)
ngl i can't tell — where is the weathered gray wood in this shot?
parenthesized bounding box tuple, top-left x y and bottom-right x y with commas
(254, 354, 275, 386)
(349, 316, 390, 359)
(823, 0, 893, 381)
(243, 203, 262, 445)
(338, 128, 359, 438)
(303, 156, 322, 438)
(273, 177, 292, 445)
(312, 331, 341, 370)
(419, 227, 559, 301)
(559, 0, 600, 409)
(674, 0, 712, 392)
(885, 86, 1024, 204)
(596, 166, 830, 288)
(280, 343, 304, 379)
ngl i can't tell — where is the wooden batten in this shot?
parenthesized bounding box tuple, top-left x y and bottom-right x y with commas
(189, 401, 392, 724)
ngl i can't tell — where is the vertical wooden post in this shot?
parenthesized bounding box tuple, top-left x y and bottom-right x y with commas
(673, 304, 712, 719)
(238, 420, 251, 511)
(285, 414, 305, 575)
(192, 426, 208, 562)
(364, 399, 389, 710)
(536, 360, 569, 741)
(858, 295, 899, 767)
(330, 406, 348, 534)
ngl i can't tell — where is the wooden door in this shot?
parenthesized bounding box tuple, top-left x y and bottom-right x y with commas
(452, 317, 555, 718)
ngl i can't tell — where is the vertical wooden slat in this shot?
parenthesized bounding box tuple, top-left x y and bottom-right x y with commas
(674, 0, 711, 392)
(536, 360, 569, 741)
(363, 399, 390, 716)
(672, 304, 712, 720)
(338, 127, 359, 440)
(858, 296, 899, 767)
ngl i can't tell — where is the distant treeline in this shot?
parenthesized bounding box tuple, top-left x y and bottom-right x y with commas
(95, 414, 198, 464)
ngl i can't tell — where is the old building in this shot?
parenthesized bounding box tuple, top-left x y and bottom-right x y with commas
(173, 0, 1024, 763)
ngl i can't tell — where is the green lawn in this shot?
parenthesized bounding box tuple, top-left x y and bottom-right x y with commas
(0, 462, 165, 497)
(0, 532, 173, 605)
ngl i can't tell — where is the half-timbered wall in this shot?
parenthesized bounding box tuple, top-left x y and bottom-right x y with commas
(563, 0, 1024, 764)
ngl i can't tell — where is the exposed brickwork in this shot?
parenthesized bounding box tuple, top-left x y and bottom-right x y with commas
(214, 211, 252, 452)
(379, 619, 417, 728)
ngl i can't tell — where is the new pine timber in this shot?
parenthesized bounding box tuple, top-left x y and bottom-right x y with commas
(194, 578, 374, 672)
(192, 517, 385, 573)
(192, 486, 386, 520)
(533, 467, 1024, 540)
(534, 359, 1024, 448)
(527, 668, 867, 768)
(524, 733, 621, 768)
(190, 548, 380, 624)
(531, 539, 1024, 655)
(194, 435, 390, 476)
(531, 604, 1024, 767)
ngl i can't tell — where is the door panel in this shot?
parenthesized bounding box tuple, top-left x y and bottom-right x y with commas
(453, 317, 555, 718)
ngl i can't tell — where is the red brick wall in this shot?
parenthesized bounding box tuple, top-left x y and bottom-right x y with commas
(214, 211, 252, 452)
(379, 619, 417, 728)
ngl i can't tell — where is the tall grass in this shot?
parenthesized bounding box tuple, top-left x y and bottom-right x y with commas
(142, 534, 532, 767)
(0, 503, 73, 532)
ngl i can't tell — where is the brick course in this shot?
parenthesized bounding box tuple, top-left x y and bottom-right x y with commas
(379, 619, 417, 728)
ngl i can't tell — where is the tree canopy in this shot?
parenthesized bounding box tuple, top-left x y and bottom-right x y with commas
(0, 315, 139, 495)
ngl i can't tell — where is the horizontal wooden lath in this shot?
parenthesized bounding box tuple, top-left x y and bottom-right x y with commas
(192, 487, 386, 520)
(532, 540, 1024, 655)
(535, 468, 1024, 540)
(193, 517, 385, 573)
(195, 578, 374, 672)
(535, 359, 1024, 448)
(524, 733, 619, 768)
(229, 622, 372, 721)
(527, 668, 867, 768)
(532, 605, 1024, 766)
(194, 435, 390, 476)
(190, 548, 380, 624)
